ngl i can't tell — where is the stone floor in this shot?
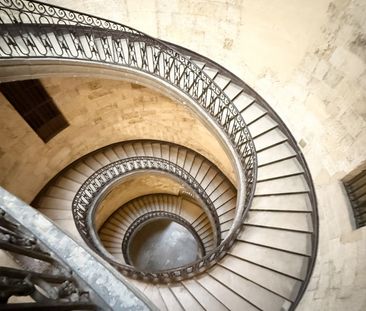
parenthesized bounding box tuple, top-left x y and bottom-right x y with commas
(129, 219, 201, 271)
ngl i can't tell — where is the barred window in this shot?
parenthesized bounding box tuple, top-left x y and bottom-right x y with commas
(0, 79, 68, 142)
(343, 169, 366, 228)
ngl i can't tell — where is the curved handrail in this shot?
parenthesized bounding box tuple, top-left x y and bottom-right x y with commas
(0, 187, 156, 311)
(164, 41, 319, 311)
(121, 210, 208, 265)
(73, 156, 222, 249)
(73, 156, 234, 281)
(0, 0, 257, 281)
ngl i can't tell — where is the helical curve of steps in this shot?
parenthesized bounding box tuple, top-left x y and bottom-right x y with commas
(99, 193, 217, 262)
(0, 1, 318, 310)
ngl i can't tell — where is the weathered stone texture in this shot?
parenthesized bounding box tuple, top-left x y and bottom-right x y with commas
(1, 0, 366, 309)
(0, 78, 234, 203)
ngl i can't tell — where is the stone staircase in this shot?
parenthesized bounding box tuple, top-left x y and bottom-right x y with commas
(32, 138, 313, 310)
(99, 193, 216, 261)
(0, 1, 318, 310)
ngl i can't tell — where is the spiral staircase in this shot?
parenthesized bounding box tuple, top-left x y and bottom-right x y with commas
(0, 1, 318, 310)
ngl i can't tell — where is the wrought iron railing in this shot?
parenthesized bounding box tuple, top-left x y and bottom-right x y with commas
(0, 0, 257, 282)
(164, 41, 320, 311)
(0, 211, 97, 309)
(121, 210, 207, 265)
(73, 156, 222, 245)
(0, 0, 256, 196)
(0, 1, 320, 309)
(72, 156, 230, 281)
(0, 187, 155, 310)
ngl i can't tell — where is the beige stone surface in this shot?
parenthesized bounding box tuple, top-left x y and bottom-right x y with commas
(94, 172, 185, 230)
(1, 0, 366, 309)
(0, 78, 234, 203)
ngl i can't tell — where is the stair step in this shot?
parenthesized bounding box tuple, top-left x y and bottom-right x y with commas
(196, 273, 258, 311)
(223, 82, 243, 101)
(64, 168, 88, 184)
(244, 210, 313, 233)
(37, 197, 71, 210)
(255, 175, 309, 195)
(257, 157, 303, 180)
(54, 177, 81, 192)
(132, 142, 145, 156)
(229, 241, 308, 280)
(251, 193, 311, 212)
(45, 186, 75, 201)
(37, 208, 72, 220)
(248, 115, 278, 138)
(152, 142, 162, 158)
(241, 102, 267, 125)
(168, 145, 178, 163)
(170, 283, 204, 311)
(190, 157, 204, 178)
(238, 226, 312, 256)
(99, 227, 124, 240)
(233, 93, 255, 112)
(220, 219, 234, 232)
(94, 152, 111, 166)
(213, 73, 231, 90)
(257, 142, 296, 165)
(160, 144, 170, 161)
(217, 197, 236, 214)
(254, 128, 287, 151)
(218, 208, 235, 223)
(103, 148, 120, 162)
(210, 264, 291, 311)
(158, 285, 184, 311)
(84, 157, 103, 171)
(201, 66, 219, 79)
(112, 144, 128, 159)
(124, 143, 137, 157)
(220, 255, 301, 303)
(182, 279, 226, 311)
(143, 284, 167, 311)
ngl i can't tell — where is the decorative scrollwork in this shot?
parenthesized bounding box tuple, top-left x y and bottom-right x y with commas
(72, 156, 221, 246)
(0, 0, 257, 282)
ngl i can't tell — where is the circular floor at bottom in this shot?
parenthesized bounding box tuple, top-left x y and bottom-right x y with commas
(129, 219, 202, 271)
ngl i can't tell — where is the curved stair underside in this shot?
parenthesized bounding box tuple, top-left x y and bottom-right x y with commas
(1, 2, 318, 310)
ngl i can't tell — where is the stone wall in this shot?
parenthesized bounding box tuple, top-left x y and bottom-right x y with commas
(0, 78, 234, 203)
(3, 0, 366, 309)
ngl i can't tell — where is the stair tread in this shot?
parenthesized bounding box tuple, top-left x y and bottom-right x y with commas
(210, 264, 291, 311)
(182, 279, 227, 311)
(220, 255, 301, 303)
(251, 193, 311, 211)
(257, 142, 296, 165)
(158, 285, 184, 311)
(255, 175, 309, 195)
(254, 128, 288, 151)
(170, 283, 205, 311)
(229, 241, 308, 280)
(248, 114, 278, 138)
(244, 210, 313, 232)
(238, 226, 312, 256)
(196, 273, 258, 311)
